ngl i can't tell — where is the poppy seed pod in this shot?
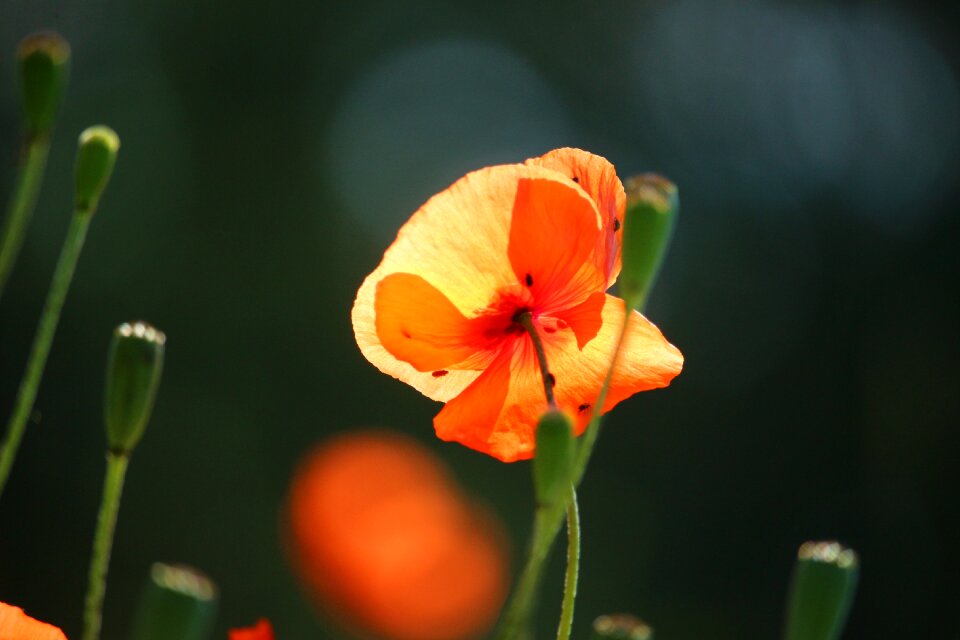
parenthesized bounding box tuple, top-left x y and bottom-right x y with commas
(591, 614, 654, 640)
(619, 175, 678, 311)
(17, 32, 70, 139)
(129, 563, 218, 640)
(74, 125, 119, 214)
(533, 409, 574, 507)
(783, 541, 859, 640)
(104, 322, 165, 454)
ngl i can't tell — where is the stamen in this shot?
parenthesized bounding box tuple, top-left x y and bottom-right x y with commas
(514, 311, 557, 409)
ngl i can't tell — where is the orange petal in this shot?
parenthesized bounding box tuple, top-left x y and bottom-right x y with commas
(375, 273, 491, 372)
(0, 603, 67, 640)
(434, 341, 546, 462)
(552, 290, 606, 350)
(526, 148, 626, 284)
(508, 178, 606, 313)
(353, 162, 588, 403)
(549, 294, 683, 435)
(435, 295, 682, 461)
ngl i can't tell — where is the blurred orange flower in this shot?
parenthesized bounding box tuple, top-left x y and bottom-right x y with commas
(285, 430, 509, 640)
(0, 602, 67, 640)
(228, 618, 274, 640)
(352, 148, 683, 461)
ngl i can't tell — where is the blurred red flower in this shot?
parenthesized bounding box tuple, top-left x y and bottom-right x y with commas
(285, 430, 509, 640)
(228, 618, 274, 640)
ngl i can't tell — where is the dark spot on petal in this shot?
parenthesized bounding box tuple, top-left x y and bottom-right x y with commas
(572, 176, 580, 183)
(578, 403, 591, 414)
(525, 273, 534, 287)
(557, 319, 568, 330)
(543, 326, 556, 334)
(613, 217, 621, 231)
(546, 373, 556, 387)
(432, 370, 449, 378)
(401, 329, 412, 339)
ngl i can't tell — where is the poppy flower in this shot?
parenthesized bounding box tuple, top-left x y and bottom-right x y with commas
(352, 148, 683, 462)
(228, 618, 274, 640)
(285, 430, 509, 640)
(0, 602, 67, 640)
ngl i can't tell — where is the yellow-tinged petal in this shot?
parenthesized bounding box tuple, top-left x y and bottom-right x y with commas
(353, 163, 601, 402)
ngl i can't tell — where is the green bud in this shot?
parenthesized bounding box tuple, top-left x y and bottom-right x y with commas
(74, 125, 120, 214)
(129, 563, 218, 640)
(17, 31, 70, 138)
(783, 541, 859, 640)
(533, 409, 574, 507)
(105, 321, 165, 454)
(592, 614, 654, 640)
(619, 174, 679, 311)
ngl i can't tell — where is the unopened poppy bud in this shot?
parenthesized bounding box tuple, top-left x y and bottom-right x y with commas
(533, 409, 574, 506)
(591, 614, 654, 640)
(129, 563, 218, 640)
(17, 32, 70, 139)
(74, 125, 119, 214)
(104, 321, 165, 454)
(783, 541, 859, 640)
(619, 174, 678, 311)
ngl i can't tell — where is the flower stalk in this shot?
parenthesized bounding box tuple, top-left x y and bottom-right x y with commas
(0, 138, 51, 300)
(0, 212, 92, 497)
(82, 450, 129, 640)
(556, 487, 580, 640)
(0, 126, 118, 499)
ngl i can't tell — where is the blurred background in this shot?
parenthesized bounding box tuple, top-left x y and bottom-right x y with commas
(1, 0, 958, 638)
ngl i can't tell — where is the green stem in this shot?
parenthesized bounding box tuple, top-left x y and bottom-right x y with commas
(0, 211, 92, 498)
(0, 136, 51, 301)
(494, 501, 567, 640)
(83, 451, 130, 640)
(494, 308, 633, 640)
(556, 487, 580, 640)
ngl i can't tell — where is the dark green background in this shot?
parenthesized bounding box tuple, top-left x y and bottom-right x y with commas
(1, 1, 957, 638)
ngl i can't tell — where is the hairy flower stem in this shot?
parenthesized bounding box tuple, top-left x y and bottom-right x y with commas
(0, 136, 51, 301)
(495, 309, 632, 640)
(515, 311, 557, 409)
(556, 487, 580, 640)
(82, 450, 129, 640)
(0, 211, 91, 498)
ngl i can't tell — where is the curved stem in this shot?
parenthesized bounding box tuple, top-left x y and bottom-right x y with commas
(515, 311, 556, 409)
(0, 212, 92, 498)
(0, 137, 51, 301)
(494, 501, 567, 640)
(83, 451, 129, 640)
(494, 307, 633, 640)
(556, 487, 580, 640)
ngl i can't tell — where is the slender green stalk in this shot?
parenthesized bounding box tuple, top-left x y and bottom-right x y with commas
(0, 212, 92, 498)
(556, 487, 580, 640)
(0, 137, 51, 300)
(83, 450, 129, 640)
(495, 308, 632, 640)
(494, 501, 567, 640)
